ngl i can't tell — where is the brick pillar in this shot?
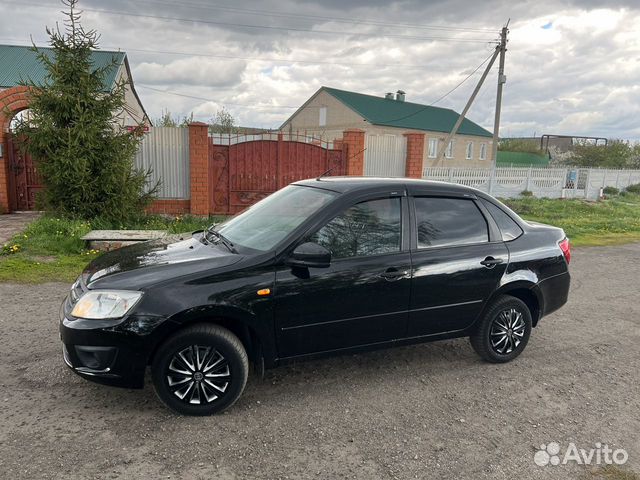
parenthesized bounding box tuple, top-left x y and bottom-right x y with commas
(404, 133, 425, 179)
(342, 129, 365, 176)
(188, 122, 210, 215)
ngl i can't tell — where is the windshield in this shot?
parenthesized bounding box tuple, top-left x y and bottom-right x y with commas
(215, 185, 338, 251)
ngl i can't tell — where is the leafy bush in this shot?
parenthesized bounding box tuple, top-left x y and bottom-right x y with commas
(566, 140, 640, 168)
(520, 190, 534, 197)
(603, 186, 620, 196)
(626, 183, 640, 194)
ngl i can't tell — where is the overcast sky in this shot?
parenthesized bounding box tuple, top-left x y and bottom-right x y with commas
(1, 0, 639, 140)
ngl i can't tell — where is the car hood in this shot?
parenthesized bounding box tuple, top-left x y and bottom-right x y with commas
(83, 232, 243, 290)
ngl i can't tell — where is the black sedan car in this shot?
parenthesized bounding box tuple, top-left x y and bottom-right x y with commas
(60, 177, 571, 415)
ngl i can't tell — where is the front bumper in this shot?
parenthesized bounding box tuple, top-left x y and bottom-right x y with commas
(59, 295, 167, 389)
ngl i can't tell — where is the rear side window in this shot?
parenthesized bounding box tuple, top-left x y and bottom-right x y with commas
(414, 197, 488, 248)
(482, 200, 523, 241)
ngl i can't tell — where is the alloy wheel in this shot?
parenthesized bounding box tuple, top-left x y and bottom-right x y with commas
(166, 345, 231, 405)
(489, 307, 526, 355)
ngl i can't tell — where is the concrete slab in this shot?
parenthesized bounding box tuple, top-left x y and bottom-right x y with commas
(81, 230, 168, 251)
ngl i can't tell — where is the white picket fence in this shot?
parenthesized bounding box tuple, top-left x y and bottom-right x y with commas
(423, 167, 640, 199)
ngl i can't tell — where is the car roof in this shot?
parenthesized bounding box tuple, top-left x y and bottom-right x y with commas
(293, 176, 481, 196)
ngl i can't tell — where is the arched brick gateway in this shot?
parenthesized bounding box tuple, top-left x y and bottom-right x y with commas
(0, 86, 31, 212)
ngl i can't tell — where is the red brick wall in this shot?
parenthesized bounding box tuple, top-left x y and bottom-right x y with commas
(188, 122, 210, 215)
(0, 86, 31, 213)
(342, 129, 365, 176)
(146, 199, 191, 215)
(404, 133, 425, 179)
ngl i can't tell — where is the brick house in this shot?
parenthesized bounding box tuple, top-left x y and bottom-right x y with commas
(280, 86, 493, 171)
(0, 44, 150, 212)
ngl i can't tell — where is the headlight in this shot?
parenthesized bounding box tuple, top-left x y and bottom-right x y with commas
(71, 290, 143, 320)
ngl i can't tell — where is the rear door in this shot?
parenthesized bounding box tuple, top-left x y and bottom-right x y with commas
(407, 194, 509, 337)
(274, 194, 411, 357)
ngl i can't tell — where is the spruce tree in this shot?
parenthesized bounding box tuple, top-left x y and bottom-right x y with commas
(13, 0, 156, 222)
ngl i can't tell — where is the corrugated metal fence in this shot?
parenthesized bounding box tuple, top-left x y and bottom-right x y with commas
(423, 166, 640, 199)
(364, 134, 407, 177)
(135, 127, 190, 198)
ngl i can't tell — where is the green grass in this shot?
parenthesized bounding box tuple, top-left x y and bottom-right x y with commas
(0, 214, 224, 284)
(504, 193, 640, 246)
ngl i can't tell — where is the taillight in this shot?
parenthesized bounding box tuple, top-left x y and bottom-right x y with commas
(558, 237, 571, 264)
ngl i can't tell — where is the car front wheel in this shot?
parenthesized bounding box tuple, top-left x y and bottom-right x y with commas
(470, 295, 532, 363)
(151, 324, 249, 415)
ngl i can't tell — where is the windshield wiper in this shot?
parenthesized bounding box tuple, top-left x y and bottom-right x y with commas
(205, 227, 238, 254)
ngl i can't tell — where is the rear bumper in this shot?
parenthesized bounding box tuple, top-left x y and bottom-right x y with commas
(538, 271, 571, 318)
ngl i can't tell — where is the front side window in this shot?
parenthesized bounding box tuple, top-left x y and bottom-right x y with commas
(217, 185, 337, 251)
(310, 198, 401, 259)
(466, 141, 473, 160)
(445, 141, 454, 159)
(428, 138, 438, 158)
(414, 197, 488, 248)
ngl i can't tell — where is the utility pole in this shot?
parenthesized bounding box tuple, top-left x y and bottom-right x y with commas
(436, 46, 500, 165)
(490, 20, 509, 166)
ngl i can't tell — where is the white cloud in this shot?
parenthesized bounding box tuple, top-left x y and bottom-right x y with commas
(1, 0, 639, 138)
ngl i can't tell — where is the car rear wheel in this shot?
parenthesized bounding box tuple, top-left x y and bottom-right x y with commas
(151, 324, 249, 415)
(470, 295, 532, 363)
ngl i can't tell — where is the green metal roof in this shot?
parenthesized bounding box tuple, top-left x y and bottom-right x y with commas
(0, 44, 125, 90)
(323, 86, 492, 137)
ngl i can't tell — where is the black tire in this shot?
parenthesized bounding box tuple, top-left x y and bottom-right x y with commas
(151, 324, 249, 416)
(470, 295, 532, 363)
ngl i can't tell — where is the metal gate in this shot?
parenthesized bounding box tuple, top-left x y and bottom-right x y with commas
(364, 134, 407, 177)
(209, 133, 345, 214)
(7, 135, 43, 211)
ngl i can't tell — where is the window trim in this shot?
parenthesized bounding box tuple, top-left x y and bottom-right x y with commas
(466, 141, 473, 160)
(303, 195, 408, 261)
(408, 195, 502, 251)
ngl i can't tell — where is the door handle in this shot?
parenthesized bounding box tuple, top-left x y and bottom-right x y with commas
(378, 268, 409, 281)
(480, 256, 504, 268)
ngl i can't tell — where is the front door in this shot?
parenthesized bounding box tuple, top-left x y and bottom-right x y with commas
(274, 196, 411, 358)
(7, 135, 42, 211)
(408, 196, 509, 337)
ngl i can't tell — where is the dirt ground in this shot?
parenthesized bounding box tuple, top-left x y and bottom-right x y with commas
(0, 243, 638, 480)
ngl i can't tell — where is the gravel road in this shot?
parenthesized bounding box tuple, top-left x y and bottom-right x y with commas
(0, 243, 639, 479)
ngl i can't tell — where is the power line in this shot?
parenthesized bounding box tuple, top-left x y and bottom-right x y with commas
(0, 36, 493, 71)
(136, 0, 497, 33)
(378, 51, 497, 124)
(8, 1, 498, 44)
(136, 84, 301, 110)
(429, 52, 496, 106)
(119, 47, 459, 69)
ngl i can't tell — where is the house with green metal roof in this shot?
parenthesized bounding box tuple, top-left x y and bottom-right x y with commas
(0, 44, 149, 126)
(281, 86, 494, 172)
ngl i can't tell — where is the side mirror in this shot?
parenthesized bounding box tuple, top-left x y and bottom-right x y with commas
(286, 242, 331, 268)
